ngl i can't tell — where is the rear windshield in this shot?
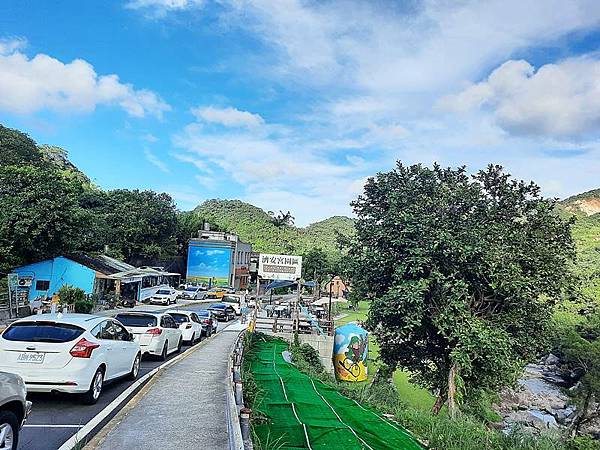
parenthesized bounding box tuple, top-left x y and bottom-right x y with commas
(156, 290, 171, 295)
(197, 311, 209, 317)
(169, 313, 189, 324)
(115, 314, 157, 327)
(2, 321, 85, 343)
(184, 287, 197, 292)
(209, 304, 225, 310)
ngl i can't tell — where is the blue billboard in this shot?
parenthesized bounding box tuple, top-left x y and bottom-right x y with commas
(186, 242, 232, 287)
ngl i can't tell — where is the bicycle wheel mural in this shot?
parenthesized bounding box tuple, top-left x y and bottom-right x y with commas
(334, 323, 368, 381)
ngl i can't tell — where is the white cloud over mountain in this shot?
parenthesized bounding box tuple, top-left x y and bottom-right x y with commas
(0, 50, 170, 118)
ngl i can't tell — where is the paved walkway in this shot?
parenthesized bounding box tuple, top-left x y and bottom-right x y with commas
(91, 323, 245, 450)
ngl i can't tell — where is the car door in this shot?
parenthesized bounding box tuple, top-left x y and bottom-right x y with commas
(190, 313, 202, 336)
(167, 315, 181, 350)
(111, 320, 137, 376)
(161, 316, 177, 352)
(91, 320, 119, 380)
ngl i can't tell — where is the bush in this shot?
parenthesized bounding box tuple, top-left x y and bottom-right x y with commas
(74, 300, 94, 314)
(57, 285, 86, 305)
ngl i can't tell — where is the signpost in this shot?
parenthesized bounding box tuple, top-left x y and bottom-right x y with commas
(258, 254, 303, 332)
(7, 273, 18, 319)
(258, 254, 302, 281)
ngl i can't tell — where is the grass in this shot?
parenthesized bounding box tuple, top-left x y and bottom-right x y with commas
(335, 300, 435, 410)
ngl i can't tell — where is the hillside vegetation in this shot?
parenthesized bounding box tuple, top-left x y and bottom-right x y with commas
(192, 199, 355, 256)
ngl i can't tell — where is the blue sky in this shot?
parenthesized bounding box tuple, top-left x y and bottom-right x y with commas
(1, 1, 600, 225)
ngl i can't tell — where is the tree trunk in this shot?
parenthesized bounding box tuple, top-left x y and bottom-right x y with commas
(570, 391, 592, 437)
(431, 394, 445, 415)
(447, 362, 459, 419)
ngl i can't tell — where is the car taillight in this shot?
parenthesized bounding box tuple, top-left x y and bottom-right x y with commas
(203, 319, 211, 324)
(146, 328, 162, 335)
(70, 338, 100, 358)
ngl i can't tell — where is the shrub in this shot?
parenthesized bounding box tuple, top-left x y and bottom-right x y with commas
(57, 285, 85, 305)
(74, 300, 94, 314)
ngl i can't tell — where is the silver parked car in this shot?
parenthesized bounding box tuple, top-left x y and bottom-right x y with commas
(0, 371, 32, 450)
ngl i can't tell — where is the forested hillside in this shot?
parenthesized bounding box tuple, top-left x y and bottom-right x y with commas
(191, 199, 355, 257)
(552, 189, 600, 305)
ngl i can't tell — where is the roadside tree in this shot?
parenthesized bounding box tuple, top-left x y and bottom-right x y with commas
(350, 163, 575, 417)
(0, 165, 96, 272)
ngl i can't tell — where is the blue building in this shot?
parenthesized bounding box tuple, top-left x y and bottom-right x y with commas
(11, 255, 181, 304)
(11, 256, 96, 301)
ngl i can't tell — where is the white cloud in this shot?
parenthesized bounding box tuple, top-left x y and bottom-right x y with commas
(0, 50, 170, 118)
(144, 149, 171, 173)
(195, 174, 215, 190)
(191, 106, 264, 128)
(142, 133, 159, 143)
(0, 37, 27, 55)
(125, 0, 204, 16)
(438, 57, 600, 138)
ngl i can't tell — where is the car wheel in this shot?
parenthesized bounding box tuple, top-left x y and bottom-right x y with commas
(0, 410, 19, 450)
(159, 341, 168, 361)
(82, 367, 104, 405)
(128, 353, 141, 380)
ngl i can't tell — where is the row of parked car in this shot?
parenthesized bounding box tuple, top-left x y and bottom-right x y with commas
(0, 303, 237, 449)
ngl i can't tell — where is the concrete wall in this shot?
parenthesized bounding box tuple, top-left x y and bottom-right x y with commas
(263, 331, 335, 374)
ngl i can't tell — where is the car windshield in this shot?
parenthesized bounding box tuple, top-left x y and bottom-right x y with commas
(169, 313, 189, 324)
(209, 304, 225, 310)
(115, 314, 157, 327)
(156, 289, 171, 295)
(197, 311, 209, 317)
(223, 296, 239, 304)
(184, 287, 198, 292)
(2, 321, 85, 343)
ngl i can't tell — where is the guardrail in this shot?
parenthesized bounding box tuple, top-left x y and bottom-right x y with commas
(228, 329, 253, 450)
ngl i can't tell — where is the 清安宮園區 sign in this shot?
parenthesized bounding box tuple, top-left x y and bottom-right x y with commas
(258, 254, 302, 281)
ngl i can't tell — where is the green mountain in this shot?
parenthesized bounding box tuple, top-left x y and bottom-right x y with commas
(191, 199, 355, 256)
(560, 188, 600, 217)
(558, 190, 600, 304)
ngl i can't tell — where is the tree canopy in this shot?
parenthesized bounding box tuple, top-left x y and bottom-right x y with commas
(350, 163, 576, 416)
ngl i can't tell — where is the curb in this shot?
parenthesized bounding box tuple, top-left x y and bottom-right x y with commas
(60, 324, 230, 450)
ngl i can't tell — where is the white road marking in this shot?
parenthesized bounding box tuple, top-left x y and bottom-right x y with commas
(56, 318, 236, 450)
(24, 425, 82, 428)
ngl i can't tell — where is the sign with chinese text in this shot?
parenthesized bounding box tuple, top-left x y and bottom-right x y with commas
(258, 254, 302, 281)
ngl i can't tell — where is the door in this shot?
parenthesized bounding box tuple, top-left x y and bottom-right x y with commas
(92, 320, 119, 379)
(111, 320, 137, 376)
(160, 316, 177, 353)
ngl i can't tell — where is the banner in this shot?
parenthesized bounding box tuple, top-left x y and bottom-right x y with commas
(187, 242, 233, 287)
(258, 254, 302, 281)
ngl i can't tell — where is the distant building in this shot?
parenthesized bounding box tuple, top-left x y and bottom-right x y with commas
(10, 255, 180, 304)
(186, 227, 252, 291)
(324, 276, 349, 299)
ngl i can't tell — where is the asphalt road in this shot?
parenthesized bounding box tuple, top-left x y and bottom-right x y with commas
(18, 302, 232, 450)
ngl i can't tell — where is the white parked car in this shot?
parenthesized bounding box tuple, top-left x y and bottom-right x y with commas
(149, 288, 178, 305)
(0, 314, 141, 405)
(114, 311, 182, 360)
(168, 311, 203, 343)
(222, 294, 243, 315)
(177, 286, 206, 300)
(0, 371, 32, 450)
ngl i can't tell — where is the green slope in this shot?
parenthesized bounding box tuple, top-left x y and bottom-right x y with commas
(191, 199, 355, 257)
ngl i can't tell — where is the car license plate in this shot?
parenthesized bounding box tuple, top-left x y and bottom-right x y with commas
(17, 352, 45, 364)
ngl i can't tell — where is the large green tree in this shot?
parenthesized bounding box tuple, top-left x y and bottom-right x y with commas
(350, 163, 575, 416)
(0, 125, 43, 168)
(90, 189, 178, 262)
(0, 165, 98, 272)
